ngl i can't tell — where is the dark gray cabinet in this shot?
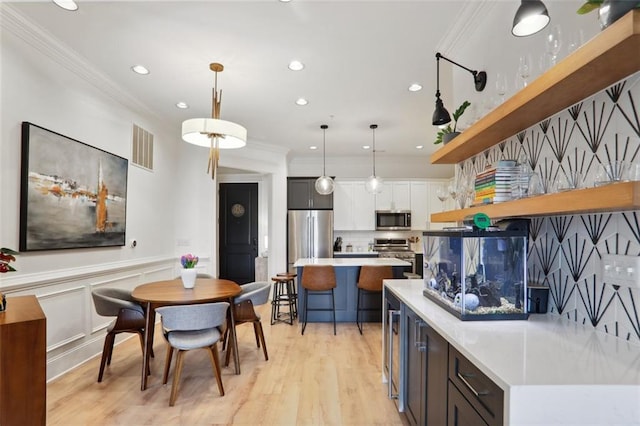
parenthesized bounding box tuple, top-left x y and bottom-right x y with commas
(287, 177, 333, 210)
(448, 346, 504, 426)
(447, 381, 488, 426)
(404, 306, 448, 426)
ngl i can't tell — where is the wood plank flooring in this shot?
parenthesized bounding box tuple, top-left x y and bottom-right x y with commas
(46, 305, 405, 425)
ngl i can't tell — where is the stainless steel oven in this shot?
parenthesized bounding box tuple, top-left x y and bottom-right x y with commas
(375, 238, 416, 274)
(383, 289, 404, 411)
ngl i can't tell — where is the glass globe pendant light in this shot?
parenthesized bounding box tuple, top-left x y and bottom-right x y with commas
(365, 124, 383, 194)
(315, 124, 335, 195)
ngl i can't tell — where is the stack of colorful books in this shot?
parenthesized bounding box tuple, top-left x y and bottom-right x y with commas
(474, 162, 519, 204)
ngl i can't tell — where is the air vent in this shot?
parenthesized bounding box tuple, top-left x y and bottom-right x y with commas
(132, 124, 154, 170)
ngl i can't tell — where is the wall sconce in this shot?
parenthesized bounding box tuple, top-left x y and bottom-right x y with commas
(432, 52, 487, 126)
(512, 0, 550, 37)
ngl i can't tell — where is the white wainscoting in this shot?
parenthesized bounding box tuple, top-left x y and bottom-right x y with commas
(1, 256, 186, 381)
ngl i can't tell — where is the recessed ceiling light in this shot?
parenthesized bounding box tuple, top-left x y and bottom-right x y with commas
(53, 0, 78, 11)
(309, 146, 318, 150)
(416, 145, 424, 149)
(131, 65, 150, 75)
(362, 145, 371, 150)
(408, 83, 423, 92)
(176, 102, 189, 109)
(288, 60, 305, 71)
(280, 0, 292, 3)
(295, 98, 308, 106)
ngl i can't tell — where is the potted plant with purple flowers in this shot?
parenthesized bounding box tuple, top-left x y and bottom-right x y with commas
(180, 253, 199, 289)
(0, 247, 19, 311)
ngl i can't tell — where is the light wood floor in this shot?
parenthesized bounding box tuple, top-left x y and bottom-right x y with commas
(46, 305, 405, 425)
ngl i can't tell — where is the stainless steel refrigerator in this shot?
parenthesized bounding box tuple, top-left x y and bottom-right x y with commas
(287, 210, 333, 271)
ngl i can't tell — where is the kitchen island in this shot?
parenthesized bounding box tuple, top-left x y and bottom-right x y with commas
(384, 279, 640, 426)
(293, 257, 411, 322)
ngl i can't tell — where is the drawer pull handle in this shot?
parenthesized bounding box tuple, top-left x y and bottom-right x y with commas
(457, 372, 489, 398)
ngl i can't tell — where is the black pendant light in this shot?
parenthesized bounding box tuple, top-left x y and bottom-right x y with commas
(512, 0, 550, 37)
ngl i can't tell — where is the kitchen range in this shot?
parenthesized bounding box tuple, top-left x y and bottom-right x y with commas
(374, 238, 416, 274)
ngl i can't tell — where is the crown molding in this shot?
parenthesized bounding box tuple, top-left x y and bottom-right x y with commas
(1, 5, 158, 120)
(436, 1, 498, 55)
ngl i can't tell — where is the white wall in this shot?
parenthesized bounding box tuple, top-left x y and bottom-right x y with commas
(288, 155, 454, 179)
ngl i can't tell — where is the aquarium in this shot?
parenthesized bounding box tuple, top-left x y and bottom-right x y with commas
(422, 220, 529, 320)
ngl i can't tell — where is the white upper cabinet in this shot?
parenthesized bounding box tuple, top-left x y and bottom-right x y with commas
(333, 181, 375, 230)
(410, 182, 428, 230)
(375, 181, 410, 211)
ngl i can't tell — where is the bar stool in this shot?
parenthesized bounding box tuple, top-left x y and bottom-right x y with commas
(277, 272, 298, 319)
(356, 265, 393, 334)
(300, 265, 336, 335)
(271, 273, 297, 325)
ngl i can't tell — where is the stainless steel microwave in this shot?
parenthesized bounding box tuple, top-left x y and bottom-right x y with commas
(376, 210, 411, 230)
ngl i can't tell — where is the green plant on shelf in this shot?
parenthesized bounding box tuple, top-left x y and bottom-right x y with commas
(434, 100, 471, 144)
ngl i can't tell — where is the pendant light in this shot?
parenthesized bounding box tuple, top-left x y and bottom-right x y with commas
(315, 124, 335, 195)
(182, 63, 247, 179)
(365, 124, 383, 194)
(512, 0, 550, 37)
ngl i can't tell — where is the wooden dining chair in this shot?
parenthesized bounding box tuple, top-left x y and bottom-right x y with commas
(223, 281, 270, 366)
(156, 302, 229, 406)
(91, 287, 150, 382)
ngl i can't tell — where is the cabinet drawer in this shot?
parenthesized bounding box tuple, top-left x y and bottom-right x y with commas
(447, 380, 488, 426)
(448, 346, 503, 426)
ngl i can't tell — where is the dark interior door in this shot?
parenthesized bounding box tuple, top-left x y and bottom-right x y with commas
(219, 183, 258, 284)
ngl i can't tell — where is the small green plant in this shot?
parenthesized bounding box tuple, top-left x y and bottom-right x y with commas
(577, 0, 604, 14)
(434, 100, 471, 144)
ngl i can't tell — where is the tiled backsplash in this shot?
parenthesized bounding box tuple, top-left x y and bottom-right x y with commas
(459, 71, 640, 344)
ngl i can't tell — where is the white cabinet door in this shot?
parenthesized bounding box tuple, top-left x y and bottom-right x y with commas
(375, 181, 411, 210)
(333, 181, 353, 230)
(352, 182, 375, 230)
(410, 182, 428, 230)
(333, 181, 375, 231)
(393, 182, 411, 210)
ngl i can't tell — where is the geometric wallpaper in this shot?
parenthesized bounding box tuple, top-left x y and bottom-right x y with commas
(458, 70, 640, 344)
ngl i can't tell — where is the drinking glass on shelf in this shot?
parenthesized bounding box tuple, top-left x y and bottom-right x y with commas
(518, 54, 532, 87)
(546, 25, 562, 66)
(567, 30, 585, 54)
(448, 183, 459, 208)
(436, 186, 449, 211)
(495, 72, 508, 103)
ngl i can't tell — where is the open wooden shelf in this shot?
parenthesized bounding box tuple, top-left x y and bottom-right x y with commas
(430, 9, 640, 165)
(430, 181, 640, 222)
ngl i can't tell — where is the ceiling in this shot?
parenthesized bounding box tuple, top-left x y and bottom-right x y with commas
(4, 0, 500, 160)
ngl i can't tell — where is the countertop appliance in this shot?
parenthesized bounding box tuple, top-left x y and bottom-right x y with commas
(374, 238, 416, 274)
(287, 210, 333, 272)
(376, 210, 411, 231)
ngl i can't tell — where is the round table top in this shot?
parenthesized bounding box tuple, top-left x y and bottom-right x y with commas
(132, 278, 242, 305)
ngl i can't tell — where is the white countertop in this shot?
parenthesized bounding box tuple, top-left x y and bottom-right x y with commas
(385, 279, 640, 426)
(293, 257, 411, 267)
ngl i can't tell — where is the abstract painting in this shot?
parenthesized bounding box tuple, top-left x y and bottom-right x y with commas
(19, 122, 128, 251)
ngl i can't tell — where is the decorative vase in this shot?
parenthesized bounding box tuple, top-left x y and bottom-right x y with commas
(180, 268, 197, 289)
(598, 0, 638, 29)
(442, 131, 460, 145)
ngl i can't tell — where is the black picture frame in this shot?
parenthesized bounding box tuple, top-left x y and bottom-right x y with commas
(19, 122, 128, 251)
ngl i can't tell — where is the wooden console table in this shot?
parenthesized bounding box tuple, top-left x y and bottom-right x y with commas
(0, 295, 47, 425)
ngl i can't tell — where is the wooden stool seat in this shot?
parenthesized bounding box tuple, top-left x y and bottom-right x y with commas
(271, 274, 298, 325)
